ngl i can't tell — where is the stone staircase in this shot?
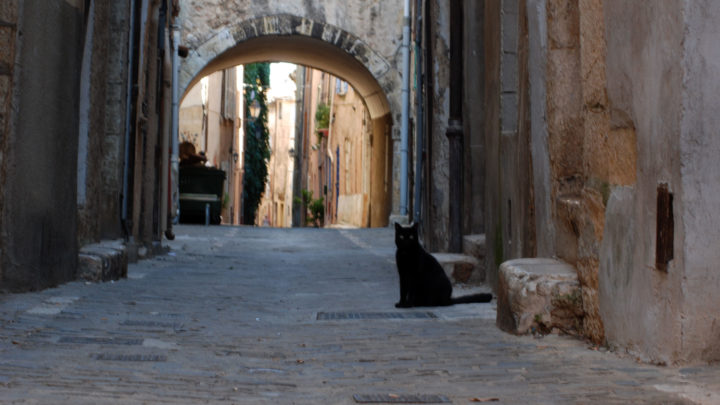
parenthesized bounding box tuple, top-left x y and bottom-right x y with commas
(432, 234, 487, 285)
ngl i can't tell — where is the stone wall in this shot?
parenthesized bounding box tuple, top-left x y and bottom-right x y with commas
(482, 0, 536, 289)
(77, 0, 131, 245)
(1, 0, 84, 291)
(423, 0, 450, 251)
(462, 0, 485, 236)
(99, 1, 132, 240)
(679, 0, 720, 363)
(599, 0, 685, 363)
(0, 0, 19, 287)
(598, 0, 720, 364)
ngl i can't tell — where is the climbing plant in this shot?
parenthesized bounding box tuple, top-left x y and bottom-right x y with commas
(314, 102, 331, 145)
(293, 189, 325, 227)
(242, 63, 271, 225)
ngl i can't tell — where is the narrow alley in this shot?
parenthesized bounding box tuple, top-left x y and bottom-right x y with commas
(0, 226, 716, 404)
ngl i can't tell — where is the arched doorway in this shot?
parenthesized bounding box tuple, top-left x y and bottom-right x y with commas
(178, 18, 396, 227)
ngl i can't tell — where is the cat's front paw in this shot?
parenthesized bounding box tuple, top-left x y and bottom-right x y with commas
(395, 301, 411, 308)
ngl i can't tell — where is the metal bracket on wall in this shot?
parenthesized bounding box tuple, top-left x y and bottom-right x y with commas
(655, 183, 673, 272)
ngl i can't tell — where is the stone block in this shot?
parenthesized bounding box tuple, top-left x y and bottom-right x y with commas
(77, 240, 128, 282)
(433, 253, 484, 284)
(496, 258, 583, 335)
(547, 0, 580, 49)
(0, 0, 17, 24)
(500, 93, 518, 132)
(463, 234, 486, 258)
(77, 254, 105, 282)
(501, 52, 518, 93)
(0, 27, 14, 69)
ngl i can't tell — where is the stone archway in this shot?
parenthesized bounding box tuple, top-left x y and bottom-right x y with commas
(178, 14, 401, 226)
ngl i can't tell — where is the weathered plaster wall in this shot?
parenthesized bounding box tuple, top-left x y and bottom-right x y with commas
(678, 0, 720, 363)
(600, 0, 685, 363)
(2, 0, 83, 291)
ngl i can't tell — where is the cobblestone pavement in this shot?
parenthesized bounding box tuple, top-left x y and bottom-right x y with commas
(1, 225, 719, 404)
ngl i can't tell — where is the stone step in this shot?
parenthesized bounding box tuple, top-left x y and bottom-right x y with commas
(78, 240, 128, 283)
(496, 258, 583, 336)
(432, 253, 485, 285)
(462, 234, 486, 258)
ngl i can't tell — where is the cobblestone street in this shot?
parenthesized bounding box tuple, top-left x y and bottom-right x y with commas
(0, 225, 718, 404)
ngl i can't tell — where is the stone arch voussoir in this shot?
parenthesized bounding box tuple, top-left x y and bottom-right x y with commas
(179, 14, 398, 119)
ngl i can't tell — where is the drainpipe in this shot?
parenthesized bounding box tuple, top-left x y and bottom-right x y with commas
(160, 10, 172, 240)
(413, 0, 424, 224)
(447, 0, 463, 252)
(400, 0, 411, 217)
(170, 23, 180, 227)
(122, 0, 138, 240)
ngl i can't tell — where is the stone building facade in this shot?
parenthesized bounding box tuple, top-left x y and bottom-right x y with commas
(327, 78, 375, 228)
(464, 0, 720, 364)
(0, 0, 179, 291)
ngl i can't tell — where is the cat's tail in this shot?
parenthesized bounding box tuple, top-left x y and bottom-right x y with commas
(451, 293, 493, 304)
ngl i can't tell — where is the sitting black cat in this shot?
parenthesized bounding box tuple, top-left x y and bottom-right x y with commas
(394, 222, 492, 307)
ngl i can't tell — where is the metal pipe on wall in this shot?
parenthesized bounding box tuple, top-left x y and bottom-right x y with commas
(160, 2, 172, 239)
(413, 0, 424, 225)
(170, 23, 180, 226)
(400, 0, 411, 217)
(121, 0, 137, 238)
(447, 0, 464, 252)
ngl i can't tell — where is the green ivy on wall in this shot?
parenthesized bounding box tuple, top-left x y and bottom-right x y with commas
(242, 63, 271, 225)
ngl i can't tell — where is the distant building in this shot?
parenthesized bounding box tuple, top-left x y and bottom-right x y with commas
(327, 78, 373, 227)
(179, 67, 244, 224)
(256, 66, 297, 228)
(293, 67, 382, 228)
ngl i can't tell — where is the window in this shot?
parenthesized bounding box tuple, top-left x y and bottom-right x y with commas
(335, 78, 349, 96)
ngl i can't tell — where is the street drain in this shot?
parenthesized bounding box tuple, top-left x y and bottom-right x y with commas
(94, 353, 167, 362)
(317, 312, 436, 320)
(58, 336, 143, 345)
(353, 394, 450, 403)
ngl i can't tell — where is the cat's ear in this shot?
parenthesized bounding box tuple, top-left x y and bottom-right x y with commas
(412, 222, 419, 231)
(395, 222, 402, 231)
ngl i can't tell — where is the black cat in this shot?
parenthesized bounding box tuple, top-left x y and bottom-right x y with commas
(394, 222, 492, 307)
